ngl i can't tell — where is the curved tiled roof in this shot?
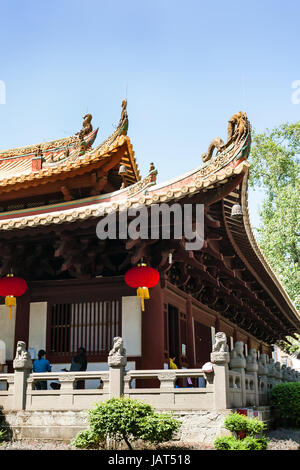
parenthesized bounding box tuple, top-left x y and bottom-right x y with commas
(0, 112, 251, 229)
(0, 101, 140, 191)
(0, 128, 98, 179)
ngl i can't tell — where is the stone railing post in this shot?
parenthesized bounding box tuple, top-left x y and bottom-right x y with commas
(210, 332, 230, 409)
(267, 358, 276, 395)
(158, 372, 176, 406)
(291, 369, 297, 382)
(245, 349, 259, 406)
(257, 354, 268, 405)
(287, 367, 293, 382)
(229, 341, 246, 407)
(13, 341, 33, 410)
(108, 337, 127, 398)
(274, 362, 282, 385)
(281, 364, 289, 383)
(59, 375, 76, 408)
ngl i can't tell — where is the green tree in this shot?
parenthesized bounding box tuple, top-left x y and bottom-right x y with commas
(249, 122, 300, 354)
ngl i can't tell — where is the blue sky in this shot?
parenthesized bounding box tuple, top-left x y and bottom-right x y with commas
(0, 0, 299, 228)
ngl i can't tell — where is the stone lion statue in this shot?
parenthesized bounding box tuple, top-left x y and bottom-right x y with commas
(246, 348, 258, 373)
(230, 341, 244, 358)
(286, 367, 292, 381)
(108, 337, 127, 368)
(13, 341, 32, 370)
(15, 341, 31, 360)
(274, 361, 282, 380)
(258, 354, 268, 375)
(267, 358, 276, 377)
(212, 332, 228, 353)
(229, 341, 246, 370)
(281, 364, 289, 381)
(246, 348, 257, 364)
(109, 337, 126, 357)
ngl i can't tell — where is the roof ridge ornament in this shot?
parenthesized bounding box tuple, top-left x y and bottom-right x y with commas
(202, 111, 249, 163)
(76, 113, 93, 140)
(117, 99, 129, 136)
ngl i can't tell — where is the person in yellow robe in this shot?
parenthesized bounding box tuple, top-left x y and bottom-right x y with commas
(169, 356, 178, 369)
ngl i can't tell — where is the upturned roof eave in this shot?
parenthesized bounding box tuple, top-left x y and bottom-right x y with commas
(223, 168, 300, 331)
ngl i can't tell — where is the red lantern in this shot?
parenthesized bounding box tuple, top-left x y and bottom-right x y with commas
(0, 274, 28, 319)
(125, 263, 160, 311)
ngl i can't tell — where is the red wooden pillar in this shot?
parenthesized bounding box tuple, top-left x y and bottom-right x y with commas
(141, 282, 165, 370)
(186, 296, 195, 368)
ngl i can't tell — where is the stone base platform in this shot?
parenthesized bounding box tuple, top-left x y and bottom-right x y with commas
(2, 407, 271, 444)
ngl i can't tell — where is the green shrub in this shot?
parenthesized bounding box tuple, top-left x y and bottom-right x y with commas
(224, 412, 266, 437)
(214, 435, 268, 450)
(270, 382, 300, 427)
(72, 429, 101, 449)
(214, 412, 268, 451)
(246, 417, 267, 436)
(138, 412, 180, 445)
(214, 435, 239, 450)
(237, 436, 268, 450)
(223, 413, 249, 434)
(72, 397, 180, 450)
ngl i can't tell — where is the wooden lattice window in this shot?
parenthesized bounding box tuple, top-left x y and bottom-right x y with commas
(48, 300, 121, 357)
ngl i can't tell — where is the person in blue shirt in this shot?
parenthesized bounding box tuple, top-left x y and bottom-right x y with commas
(33, 349, 51, 390)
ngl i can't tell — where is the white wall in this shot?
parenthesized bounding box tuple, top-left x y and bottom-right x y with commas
(0, 305, 16, 360)
(0, 340, 5, 364)
(121, 296, 142, 357)
(28, 302, 48, 359)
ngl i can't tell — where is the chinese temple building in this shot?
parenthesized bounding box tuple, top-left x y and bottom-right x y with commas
(0, 102, 299, 377)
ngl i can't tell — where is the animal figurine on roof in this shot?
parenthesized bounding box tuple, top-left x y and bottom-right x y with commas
(118, 99, 129, 136)
(226, 111, 248, 145)
(201, 111, 249, 163)
(201, 137, 225, 163)
(77, 114, 93, 139)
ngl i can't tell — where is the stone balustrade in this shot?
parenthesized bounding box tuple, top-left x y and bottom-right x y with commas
(0, 335, 299, 413)
(123, 368, 214, 410)
(0, 373, 14, 409)
(226, 340, 300, 408)
(26, 371, 110, 410)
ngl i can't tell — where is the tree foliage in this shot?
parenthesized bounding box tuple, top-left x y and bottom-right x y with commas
(249, 122, 300, 354)
(271, 382, 300, 427)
